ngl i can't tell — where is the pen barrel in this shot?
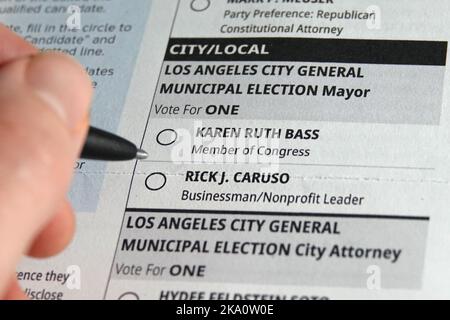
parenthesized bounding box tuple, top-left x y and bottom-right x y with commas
(81, 127, 139, 161)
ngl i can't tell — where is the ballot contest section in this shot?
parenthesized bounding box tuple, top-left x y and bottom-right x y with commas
(105, 0, 450, 300)
(13, 0, 450, 300)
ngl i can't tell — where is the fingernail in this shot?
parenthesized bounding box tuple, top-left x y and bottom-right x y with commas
(25, 52, 92, 131)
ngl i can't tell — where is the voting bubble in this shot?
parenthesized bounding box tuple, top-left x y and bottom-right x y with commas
(145, 173, 167, 191)
(157, 129, 178, 146)
(190, 0, 210, 12)
(118, 292, 140, 300)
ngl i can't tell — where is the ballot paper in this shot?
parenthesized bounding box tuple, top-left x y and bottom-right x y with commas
(3, 0, 450, 300)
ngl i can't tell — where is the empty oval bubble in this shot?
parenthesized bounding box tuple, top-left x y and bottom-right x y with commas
(157, 129, 178, 146)
(118, 292, 140, 300)
(191, 0, 210, 12)
(145, 173, 167, 191)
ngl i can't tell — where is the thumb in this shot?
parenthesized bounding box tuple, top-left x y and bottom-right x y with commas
(0, 52, 92, 295)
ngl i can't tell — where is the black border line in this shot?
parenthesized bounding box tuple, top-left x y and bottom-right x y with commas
(125, 208, 429, 221)
(102, 0, 181, 299)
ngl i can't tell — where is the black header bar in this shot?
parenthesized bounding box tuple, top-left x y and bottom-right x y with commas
(165, 37, 447, 66)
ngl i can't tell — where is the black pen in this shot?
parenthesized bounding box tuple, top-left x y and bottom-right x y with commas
(81, 127, 148, 161)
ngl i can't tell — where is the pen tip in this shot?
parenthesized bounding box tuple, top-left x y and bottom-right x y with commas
(136, 149, 148, 160)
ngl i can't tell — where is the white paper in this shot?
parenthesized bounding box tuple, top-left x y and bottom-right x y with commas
(3, 0, 450, 300)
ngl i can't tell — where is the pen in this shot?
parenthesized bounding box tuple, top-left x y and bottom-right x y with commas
(81, 127, 148, 161)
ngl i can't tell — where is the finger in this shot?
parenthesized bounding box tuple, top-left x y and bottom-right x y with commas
(0, 24, 37, 66)
(28, 200, 76, 258)
(3, 279, 27, 300)
(0, 52, 92, 296)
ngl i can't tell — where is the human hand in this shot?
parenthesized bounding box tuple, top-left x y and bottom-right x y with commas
(0, 25, 92, 299)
